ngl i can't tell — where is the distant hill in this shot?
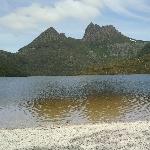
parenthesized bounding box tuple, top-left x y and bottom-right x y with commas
(0, 23, 149, 76)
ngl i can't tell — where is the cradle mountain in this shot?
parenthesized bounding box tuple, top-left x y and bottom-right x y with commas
(0, 23, 150, 76)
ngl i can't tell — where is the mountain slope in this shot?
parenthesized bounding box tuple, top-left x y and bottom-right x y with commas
(0, 50, 27, 76)
(0, 23, 149, 76)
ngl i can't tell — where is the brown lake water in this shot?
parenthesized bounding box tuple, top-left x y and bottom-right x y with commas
(0, 75, 150, 128)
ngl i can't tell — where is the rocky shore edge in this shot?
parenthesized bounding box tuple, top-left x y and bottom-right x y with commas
(0, 121, 150, 150)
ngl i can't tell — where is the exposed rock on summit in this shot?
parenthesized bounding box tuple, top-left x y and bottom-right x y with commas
(34, 27, 67, 42)
(83, 22, 129, 43)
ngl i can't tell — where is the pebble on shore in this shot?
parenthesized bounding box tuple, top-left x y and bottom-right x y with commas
(0, 121, 150, 150)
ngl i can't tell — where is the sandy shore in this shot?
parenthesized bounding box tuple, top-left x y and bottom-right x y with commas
(0, 121, 150, 150)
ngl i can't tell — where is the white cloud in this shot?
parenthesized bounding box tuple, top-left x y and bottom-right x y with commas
(0, 0, 149, 33)
(0, 0, 101, 32)
(102, 0, 150, 21)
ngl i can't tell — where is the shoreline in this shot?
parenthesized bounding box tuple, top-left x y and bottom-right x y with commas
(0, 121, 150, 149)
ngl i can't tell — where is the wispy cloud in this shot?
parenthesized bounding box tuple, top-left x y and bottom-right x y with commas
(0, 0, 150, 52)
(103, 0, 150, 21)
(0, 0, 101, 32)
(0, 0, 149, 33)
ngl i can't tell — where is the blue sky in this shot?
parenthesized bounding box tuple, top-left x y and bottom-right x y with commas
(0, 0, 150, 52)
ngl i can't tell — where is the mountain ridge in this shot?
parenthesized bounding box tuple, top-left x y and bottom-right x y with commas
(82, 22, 130, 43)
(0, 23, 149, 76)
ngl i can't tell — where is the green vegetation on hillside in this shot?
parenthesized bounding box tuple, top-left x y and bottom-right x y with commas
(0, 23, 149, 76)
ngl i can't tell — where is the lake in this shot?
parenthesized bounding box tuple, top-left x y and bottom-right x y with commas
(0, 75, 150, 128)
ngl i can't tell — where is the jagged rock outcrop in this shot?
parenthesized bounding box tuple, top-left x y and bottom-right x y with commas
(83, 22, 129, 43)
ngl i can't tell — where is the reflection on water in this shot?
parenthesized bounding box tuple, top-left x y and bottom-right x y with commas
(28, 99, 80, 122)
(23, 94, 149, 125)
(85, 95, 128, 122)
(0, 75, 150, 128)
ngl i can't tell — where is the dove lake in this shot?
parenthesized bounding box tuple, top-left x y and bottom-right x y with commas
(0, 75, 150, 128)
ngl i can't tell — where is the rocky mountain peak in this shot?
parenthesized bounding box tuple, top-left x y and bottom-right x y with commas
(83, 23, 129, 42)
(85, 22, 100, 33)
(45, 27, 59, 34)
(86, 22, 96, 29)
(31, 27, 67, 45)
